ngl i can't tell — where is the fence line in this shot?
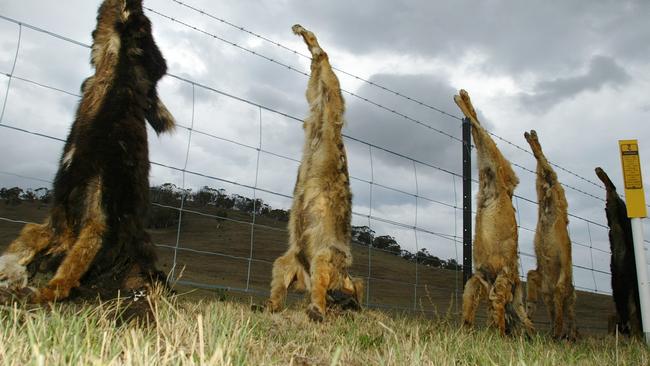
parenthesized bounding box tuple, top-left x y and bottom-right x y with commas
(0, 13, 617, 211)
(0, 68, 611, 235)
(151, 2, 627, 208)
(0, 34, 611, 231)
(142, 7, 627, 215)
(0, 112, 615, 288)
(167, 0, 463, 123)
(0, 14, 616, 257)
(244, 107, 263, 291)
(143, 6, 463, 144)
(169, 83, 196, 281)
(157, 0, 638, 200)
(0, 12, 638, 331)
(0, 22, 20, 124)
(0, 26, 607, 219)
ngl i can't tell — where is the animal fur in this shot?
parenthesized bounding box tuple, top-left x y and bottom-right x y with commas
(524, 130, 577, 339)
(595, 167, 642, 337)
(454, 90, 533, 336)
(0, 0, 174, 303)
(266, 24, 363, 321)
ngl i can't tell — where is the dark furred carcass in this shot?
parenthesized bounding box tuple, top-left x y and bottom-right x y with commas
(595, 167, 642, 337)
(0, 0, 174, 303)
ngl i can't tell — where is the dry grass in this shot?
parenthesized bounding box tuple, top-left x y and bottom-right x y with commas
(0, 291, 646, 366)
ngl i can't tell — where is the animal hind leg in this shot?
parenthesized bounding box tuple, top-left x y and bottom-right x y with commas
(0, 221, 54, 289)
(308, 247, 344, 322)
(35, 178, 106, 302)
(524, 130, 546, 162)
(563, 286, 578, 340)
(526, 269, 541, 318)
(267, 252, 308, 312)
(541, 291, 556, 335)
(292, 24, 324, 58)
(511, 280, 534, 335)
(552, 283, 568, 339)
(462, 274, 487, 328)
(628, 292, 643, 338)
(489, 271, 516, 335)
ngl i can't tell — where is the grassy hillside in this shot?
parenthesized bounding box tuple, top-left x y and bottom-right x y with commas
(0, 201, 612, 334)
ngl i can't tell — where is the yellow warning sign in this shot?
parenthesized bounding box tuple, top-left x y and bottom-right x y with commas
(619, 140, 647, 218)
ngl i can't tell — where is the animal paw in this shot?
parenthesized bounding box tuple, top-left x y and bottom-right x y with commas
(327, 289, 361, 311)
(291, 24, 306, 35)
(0, 254, 28, 289)
(0, 286, 37, 304)
(307, 304, 324, 322)
(265, 300, 282, 313)
(291, 24, 322, 56)
(250, 304, 265, 313)
(526, 302, 536, 318)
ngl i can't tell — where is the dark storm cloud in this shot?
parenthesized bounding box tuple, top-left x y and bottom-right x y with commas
(519, 55, 630, 112)
(345, 73, 462, 174)
(341, 72, 496, 202)
(284, 0, 650, 75)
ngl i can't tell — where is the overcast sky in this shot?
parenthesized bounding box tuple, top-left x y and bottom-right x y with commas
(1, 0, 650, 294)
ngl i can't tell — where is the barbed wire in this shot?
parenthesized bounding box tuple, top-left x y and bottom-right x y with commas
(143, 7, 463, 143)
(509, 160, 605, 203)
(167, 0, 464, 122)
(0, 65, 613, 234)
(0, 37, 617, 246)
(0, 13, 616, 211)
(0, 31, 620, 242)
(150, 3, 616, 205)
(0, 14, 621, 212)
(0, 161, 617, 296)
(488, 131, 607, 192)
(0, 121, 461, 244)
(0, 170, 52, 185)
(0, 67, 465, 210)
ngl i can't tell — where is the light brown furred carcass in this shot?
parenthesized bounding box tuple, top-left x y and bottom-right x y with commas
(266, 24, 363, 321)
(524, 130, 577, 340)
(454, 90, 533, 336)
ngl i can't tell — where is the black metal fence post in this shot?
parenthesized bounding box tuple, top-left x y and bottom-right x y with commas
(462, 117, 473, 285)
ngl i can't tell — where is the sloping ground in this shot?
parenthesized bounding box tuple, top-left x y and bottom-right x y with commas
(0, 201, 611, 334)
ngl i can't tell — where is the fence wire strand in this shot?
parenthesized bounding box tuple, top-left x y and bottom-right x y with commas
(0, 12, 621, 207)
(170, 83, 196, 281)
(245, 107, 263, 290)
(165, 0, 613, 202)
(149, 3, 620, 208)
(0, 22, 21, 124)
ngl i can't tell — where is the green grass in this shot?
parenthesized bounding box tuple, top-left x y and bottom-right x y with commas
(0, 293, 646, 366)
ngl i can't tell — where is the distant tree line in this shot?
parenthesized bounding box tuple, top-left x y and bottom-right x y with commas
(351, 225, 461, 271)
(146, 183, 290, 229)
(1, 184, 461, 271)
(0, 187, 52, 205)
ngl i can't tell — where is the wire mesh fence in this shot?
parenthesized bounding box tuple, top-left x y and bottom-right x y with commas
(0, 5, 646, 332)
